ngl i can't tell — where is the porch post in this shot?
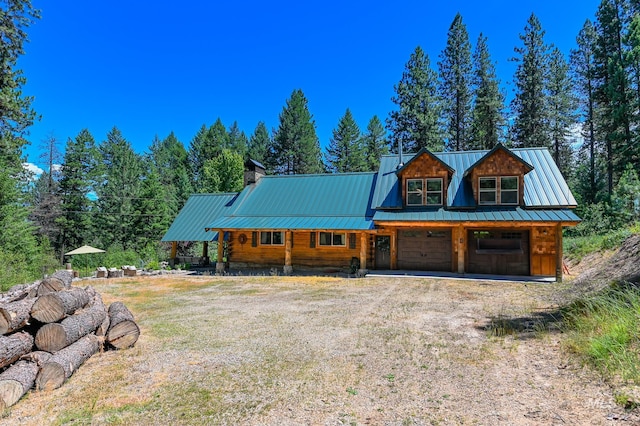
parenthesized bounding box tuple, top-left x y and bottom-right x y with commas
(202, 241, 209, 265)
(555, 223, 563, 282)
(357, 232, 368, 277)
(170, 241, 178, 267)
(457, 225, 465, 274)
(390, 230, 397, 270)
(216, 230, 225, 274)
(283, 230, 293, 275)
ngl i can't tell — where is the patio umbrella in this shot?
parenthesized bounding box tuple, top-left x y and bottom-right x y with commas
(65, 245, 106, 276)
(65, 245, 106, 255)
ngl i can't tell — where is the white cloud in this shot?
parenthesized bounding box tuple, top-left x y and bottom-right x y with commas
(22, 162, 43, 176)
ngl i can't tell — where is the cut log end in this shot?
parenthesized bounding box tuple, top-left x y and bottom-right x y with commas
(0, 311, 10, 335)
(34, 323, 67, 353)
(107, 320, 140, 349)
(30, 294, 65, 323)
(0, 380, 22, 407)
(35, 362, 66, 391)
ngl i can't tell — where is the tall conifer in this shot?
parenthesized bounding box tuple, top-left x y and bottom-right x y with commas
(326, 109, 366, 173)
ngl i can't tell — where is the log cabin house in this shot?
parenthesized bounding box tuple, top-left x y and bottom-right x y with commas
(162, 144, 580, 281)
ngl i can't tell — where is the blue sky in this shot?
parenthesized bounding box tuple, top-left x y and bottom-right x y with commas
(20, 0, 600, 171)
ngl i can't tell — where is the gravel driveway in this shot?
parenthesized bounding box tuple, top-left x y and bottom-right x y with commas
(5, 274, 637, 425)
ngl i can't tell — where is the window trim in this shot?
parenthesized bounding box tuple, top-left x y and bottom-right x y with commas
(500, 176, 519, 205)
(406, 177, 443, 206)
(259, 231, 284, 246)
(318, 231, 346, 247)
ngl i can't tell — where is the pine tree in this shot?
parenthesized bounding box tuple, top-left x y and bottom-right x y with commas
(227, 121, 248, 157)
(0, 1, 44, 287)
(594, 0, 632, 194)
(247, 121, 270, 164)
(58, 129, 99, 256)
(188, 118, 229, 191)
(94, 127, 144, 250)
(362, 115, 389, 170)
(326, 109, 366, 173)
(571, 19, 600, 204)
(269, 89, 324, 174)
(149, 132, 193, 213)
(438, 13, 473, 151)
(133, 162, 173, 251)
(470, 34, 505, 150)
(387, 46, 442, 153)
(547, 47, 578, 176)
(510, 13, 550, 148)
(30, 134, 62, 250)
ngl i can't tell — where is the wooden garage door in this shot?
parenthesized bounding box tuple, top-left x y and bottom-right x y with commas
(397, 229, 452, 271)
(467, 230, 530, 275)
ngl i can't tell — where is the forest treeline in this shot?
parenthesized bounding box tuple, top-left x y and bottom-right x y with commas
(2, 1, 640, 288)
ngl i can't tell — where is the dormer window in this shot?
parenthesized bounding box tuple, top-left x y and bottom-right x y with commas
(479, 176, 519, 205)
(407, 178, 443, 206)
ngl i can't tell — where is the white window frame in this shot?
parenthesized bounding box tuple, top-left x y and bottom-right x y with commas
(500, 176, 519, 205)
(406, 178, 424, 206)
(425, 178, 443, 206)
(260, 231, 284, 246)
(406, 178, 443, 206)
(318, 231, 346, 247)
(479, 177, 497, 205)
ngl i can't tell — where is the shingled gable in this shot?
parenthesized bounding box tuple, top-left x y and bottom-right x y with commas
(461, 144, 534, 207)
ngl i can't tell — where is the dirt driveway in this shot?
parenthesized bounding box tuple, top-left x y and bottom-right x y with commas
(5, 274, 637, 425)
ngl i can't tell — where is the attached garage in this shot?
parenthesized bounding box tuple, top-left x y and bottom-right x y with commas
(467, 229, 530, 275)
(397, 229, 452, 271)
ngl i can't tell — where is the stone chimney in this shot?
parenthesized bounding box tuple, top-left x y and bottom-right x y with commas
(244, 159, 266, 186)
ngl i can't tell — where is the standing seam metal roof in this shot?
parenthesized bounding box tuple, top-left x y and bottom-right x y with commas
(161, 193, 237, 242)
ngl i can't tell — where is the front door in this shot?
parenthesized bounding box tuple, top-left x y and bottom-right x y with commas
(375, 236, 391, 269)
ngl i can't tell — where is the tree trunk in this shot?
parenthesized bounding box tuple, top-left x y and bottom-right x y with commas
(0, 297, 36, 335)
(0, 360, 38, 408)
(0, 332, 34, 369)
(35, 288, 106, 352)
(31, 287, 90, 323)
(0, 281, 40, 304)
(35, 334, 100, 391)
(37, 270, 73, 296)
(106, 302, 140, 349)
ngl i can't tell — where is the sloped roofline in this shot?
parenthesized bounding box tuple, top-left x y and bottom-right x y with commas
(462, 143, 534, 178)
(395, 147, 455, 175)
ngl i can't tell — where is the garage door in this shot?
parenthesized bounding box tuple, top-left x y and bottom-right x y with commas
(467, 230, 530, 275)
(397, 229, 452, 271)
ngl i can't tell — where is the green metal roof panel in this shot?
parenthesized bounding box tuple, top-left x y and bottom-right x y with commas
(372, 147, 577, 209)
(207, 172, 376, 230)
(373, 207, 581, 223)
(161, 193, 237, 242)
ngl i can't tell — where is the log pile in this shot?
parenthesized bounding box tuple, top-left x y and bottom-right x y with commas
(0, 270, 140, 408)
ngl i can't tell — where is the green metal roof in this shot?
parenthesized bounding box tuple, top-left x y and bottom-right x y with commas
(161, 193, 237, 242)
(207, 172, 376, 230)
(373, 207, 581, 223)
(373, 147, 578, 209)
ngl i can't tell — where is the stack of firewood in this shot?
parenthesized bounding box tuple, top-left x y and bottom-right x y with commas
(0, 270, 140, 409)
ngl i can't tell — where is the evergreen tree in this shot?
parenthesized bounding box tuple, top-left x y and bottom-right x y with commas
(571, 19, 600, 204)
(58, 129, 99, 256)
(149, 131, 192, 212)
(133, 162, 173, 251)
(188, 118, 229, 191)
(269, 89, 324, 174)
(610, 163, 640, 225)
(470, 34, 505, 150)
(247, 121, 270, 164)
(0, 1, 43, 287)
(326, 109, 366, 173)
(510, 13, 550, 148)
(227, 121, 248, 157)
(202, 149, 244, 192)
(438, 13, 473, 151)
(362, 115, 389, 170)
(94, 127, 144, 250)
(387, 46, 442, 153)
(594, 0, 633, 194)
(547, 47, 578, 176)
(30, 134, 62, 250)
